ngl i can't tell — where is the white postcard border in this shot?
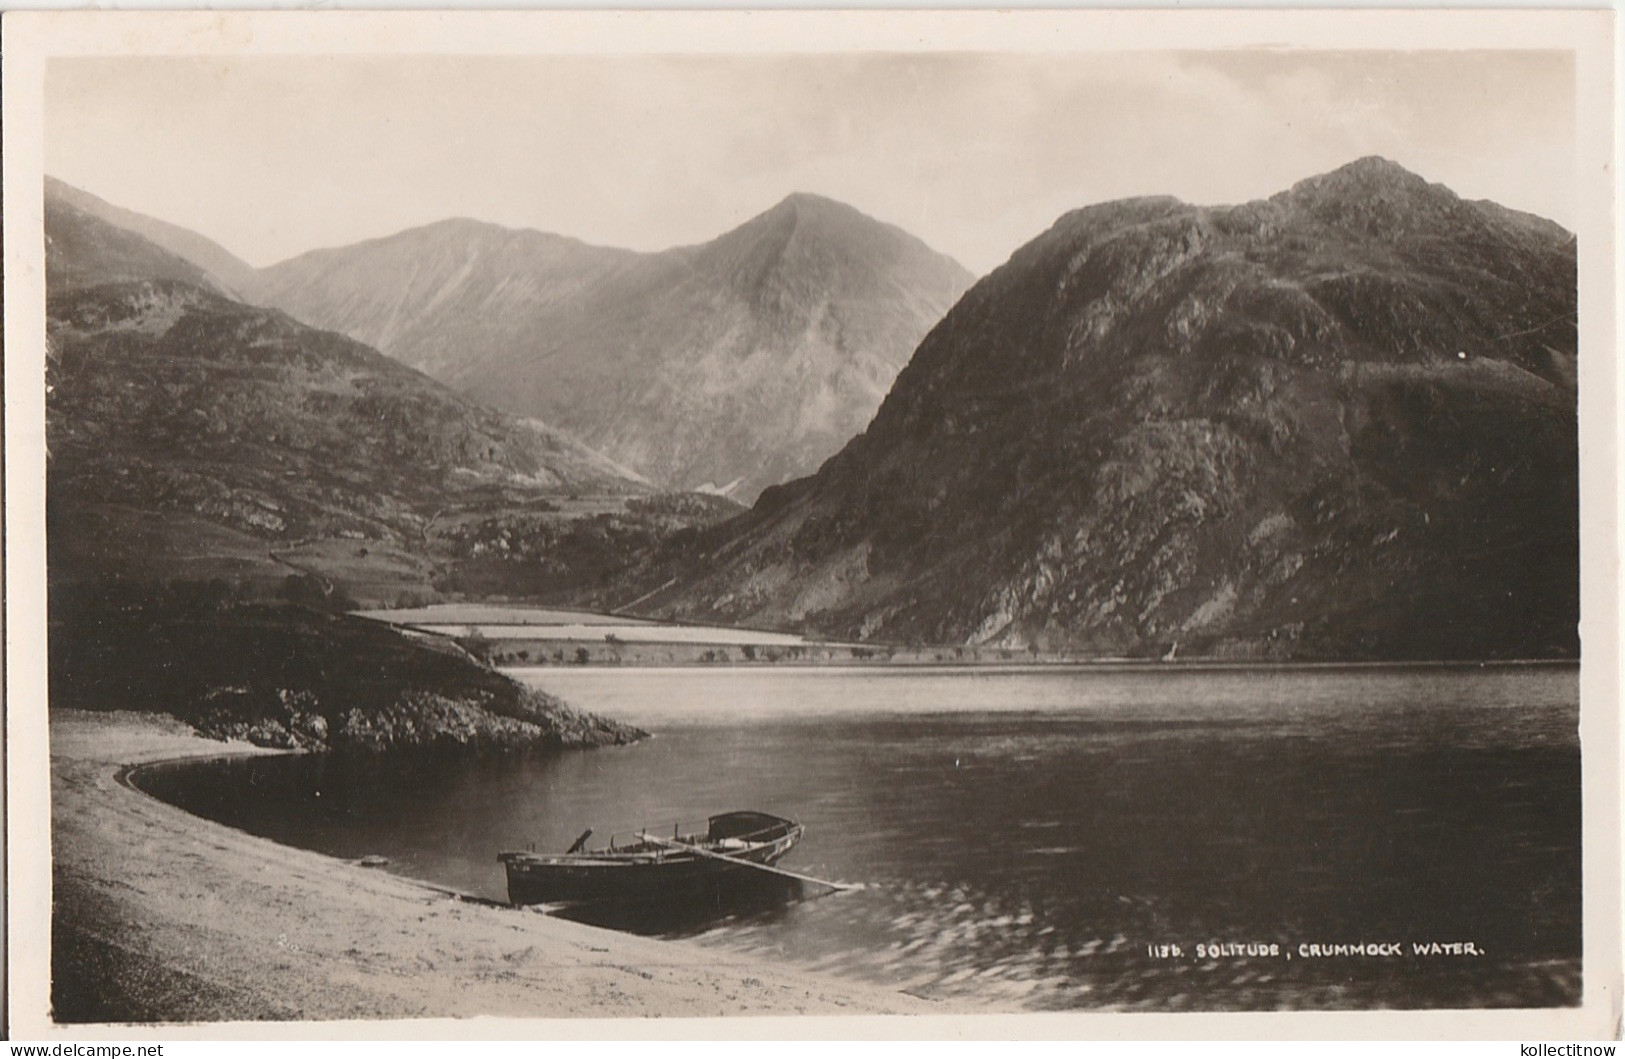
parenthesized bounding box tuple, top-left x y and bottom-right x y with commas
(3, 7, 1618, 1041)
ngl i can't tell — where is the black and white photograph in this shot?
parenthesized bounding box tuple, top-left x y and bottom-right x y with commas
(3, 8, 1618, 1039)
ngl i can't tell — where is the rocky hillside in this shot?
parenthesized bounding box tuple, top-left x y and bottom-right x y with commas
(246, 194, 974, 500)
(47, 279, 649, 575)
(48, 586, 644, 752)
(44, 187, 651, 751)
(614, 158, 1579, 661)
(46, 176, 258, 295)
(47, 193, 225, 295)
(44, 188, 681, 605)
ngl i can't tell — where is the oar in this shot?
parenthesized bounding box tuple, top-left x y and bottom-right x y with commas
(639, 832, 861, 893)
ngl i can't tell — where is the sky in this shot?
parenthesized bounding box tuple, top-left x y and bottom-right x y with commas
(46, 50, 1576, 276)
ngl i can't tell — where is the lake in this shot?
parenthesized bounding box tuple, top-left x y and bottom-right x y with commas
(135, 663, 1582, 1011)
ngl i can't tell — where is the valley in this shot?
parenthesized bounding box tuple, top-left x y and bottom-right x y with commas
(40, 157, 1582, 760)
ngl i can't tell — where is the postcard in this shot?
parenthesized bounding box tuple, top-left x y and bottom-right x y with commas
(3, 8, 1618, 1041)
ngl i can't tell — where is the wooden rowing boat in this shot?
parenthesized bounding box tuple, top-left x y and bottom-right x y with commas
(498, 810, 810, 907)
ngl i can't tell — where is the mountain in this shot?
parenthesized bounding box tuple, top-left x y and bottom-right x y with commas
(44, 188, 655, 601)
(48, 279, 645, 534)
(46, 193, 225, 295)
(244, 194, 974, 500)
(609, 158, 1579, 661)
(44, 185, 655, 753)
(45, 176, 258, 295)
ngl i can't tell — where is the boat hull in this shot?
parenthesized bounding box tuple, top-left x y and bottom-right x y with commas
(499, 812, 804, 907)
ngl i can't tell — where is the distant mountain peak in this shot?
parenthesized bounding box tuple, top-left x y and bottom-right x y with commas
(725, 191, 869, 245)
(247, 187, 973, 502)
(773, 191, 853, 214)
(311, 215, 615, 258)
(1330, 154, 1422, 180)
(1285, 155, 1450, 201)
(746, 191, 925, 245)
(426, 216, 510, 234)
(1276, 155, 1484, 236)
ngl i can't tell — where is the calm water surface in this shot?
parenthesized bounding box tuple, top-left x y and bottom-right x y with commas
(138, 664, 1581, 1011)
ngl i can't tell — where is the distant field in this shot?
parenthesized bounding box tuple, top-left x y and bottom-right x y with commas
(358, 603, 831, 648)
(418, 623, 815, 646)
(355, 604, 658, 627)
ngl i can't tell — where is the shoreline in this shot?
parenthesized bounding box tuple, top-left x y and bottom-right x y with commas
(49, 709, 935, 1024)
(487, 657, 1581, 671)
(354, 604, 1580, 671)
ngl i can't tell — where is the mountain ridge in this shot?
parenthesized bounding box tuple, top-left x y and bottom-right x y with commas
(42, 191, 666, 605)
(603, 157, 1579, 661)
(46, 194, 226, 296)
(46, 176, 259, 295)
(238, 192, 974, 500)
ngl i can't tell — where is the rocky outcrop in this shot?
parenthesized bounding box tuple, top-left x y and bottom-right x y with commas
(51, 593, 645, 754)
(195, 686, 637, 753)
(329, 688, 636, 753)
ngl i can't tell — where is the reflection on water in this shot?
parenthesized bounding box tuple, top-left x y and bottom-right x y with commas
(550, 876, 811, 936)
(136, 664, 1581, 1011)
